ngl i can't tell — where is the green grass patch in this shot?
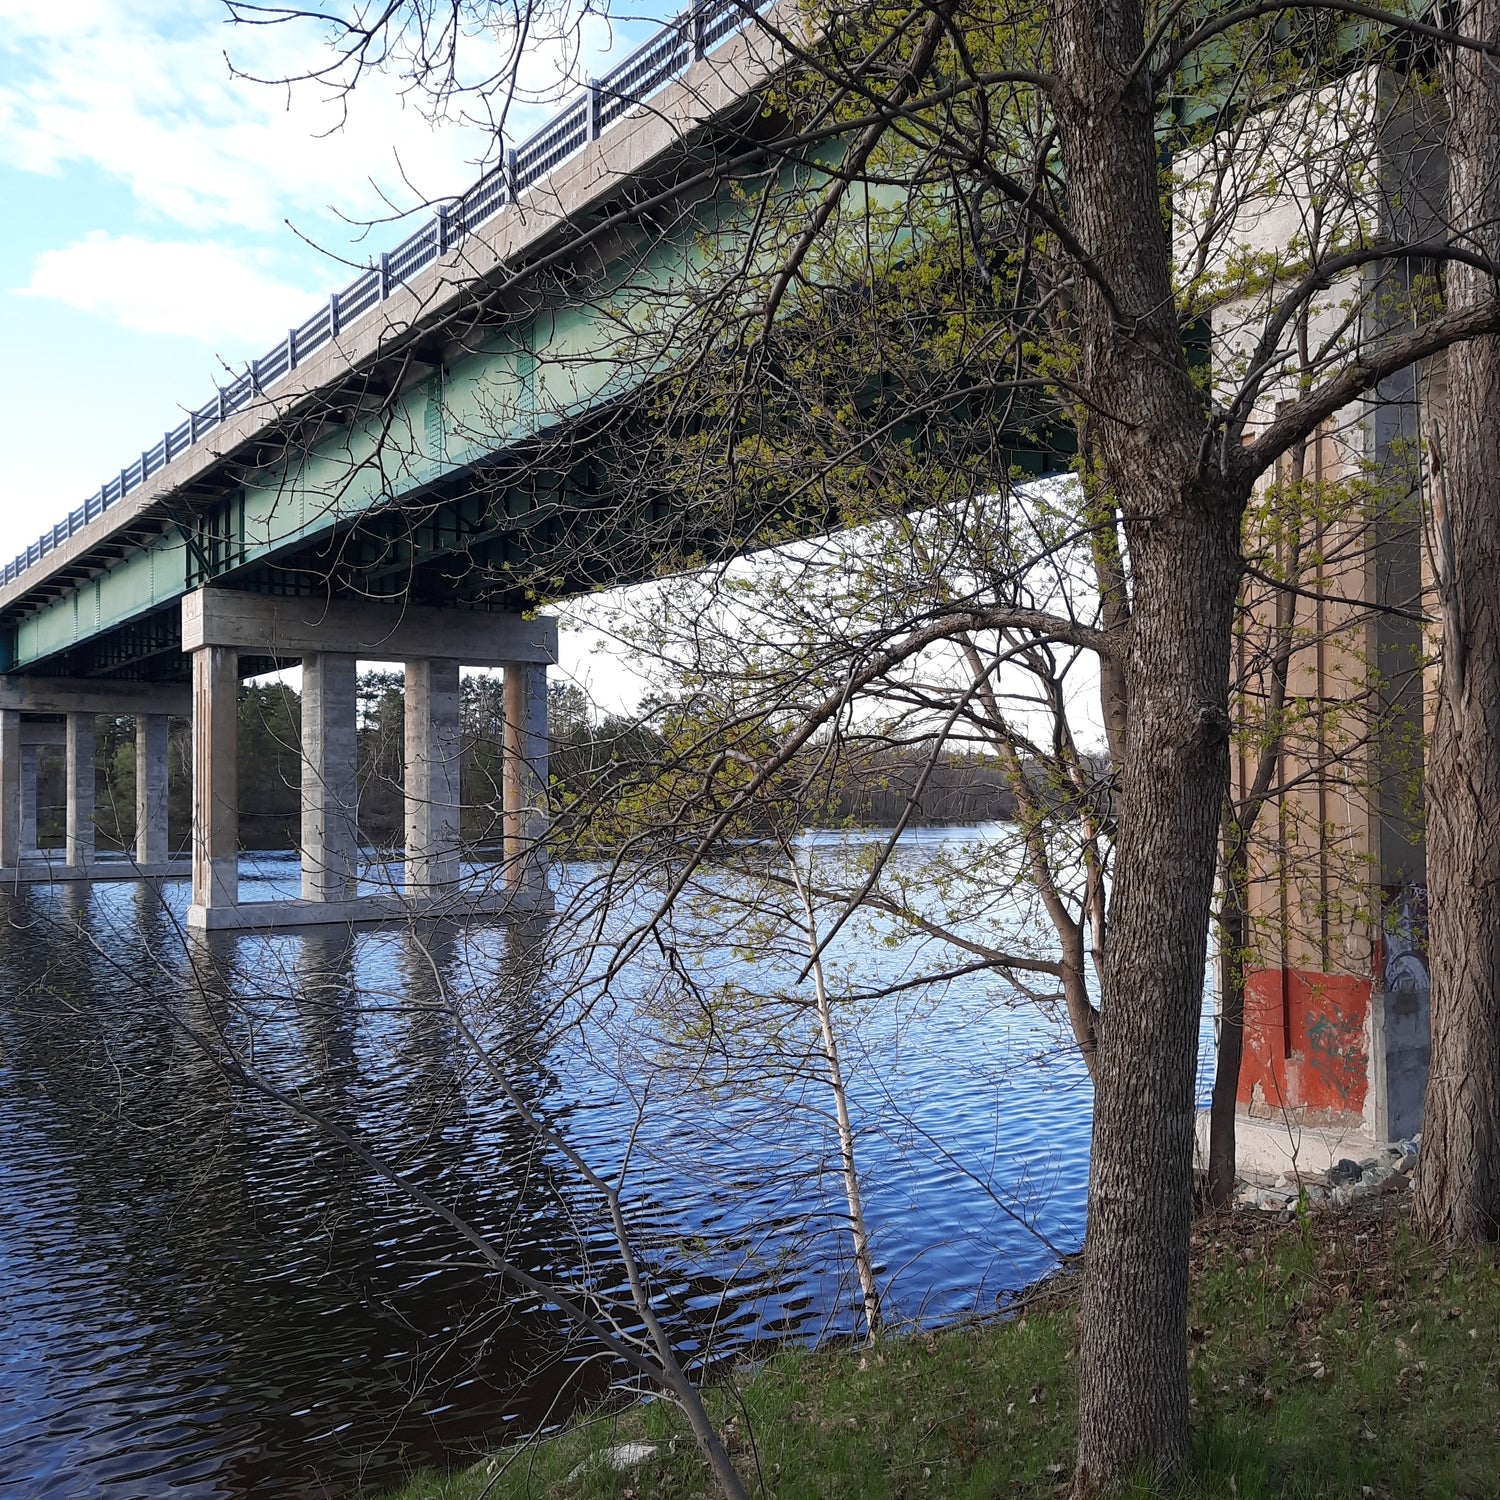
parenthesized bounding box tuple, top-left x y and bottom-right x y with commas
(380, 1200, 1500, 1499)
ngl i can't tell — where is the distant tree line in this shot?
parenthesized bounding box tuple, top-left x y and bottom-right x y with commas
(22, 674, 1023, 856)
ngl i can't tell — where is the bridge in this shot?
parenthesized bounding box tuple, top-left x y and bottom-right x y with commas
(0, 2, 820, 932)
(1, 0, 1058, 934)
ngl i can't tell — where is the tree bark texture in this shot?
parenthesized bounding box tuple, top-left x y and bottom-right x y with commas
(1052, 0, 1245, 1486)
(1416, 3, 1500, 1247)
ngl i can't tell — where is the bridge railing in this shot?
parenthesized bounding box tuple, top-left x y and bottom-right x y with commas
(4, 0, 765, 590)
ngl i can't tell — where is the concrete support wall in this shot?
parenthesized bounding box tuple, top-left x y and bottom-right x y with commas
(19, 745, 37, 855)
(191, 647, 239, 911)
(135, 714, 171, 866)
(301, 653, 359, 901)
(0, 710, 19, 868)
(65, 713, 95, 868)
(404, 658, 461, 895)
(503, 663, 549, 896)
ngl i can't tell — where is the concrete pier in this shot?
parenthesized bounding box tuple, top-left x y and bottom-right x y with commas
(503, 662, 549, 897)
(19, 744, 37, 856)
(18, 720, 63, 859)
(404, 658, 461, 897)
(135, 715, 171, 866)
(300, 654, 358, 901)
(0, 710, 19, 870)
(0, 682, 190, 883)
(65, 713, 95, 868)
(191, 645, 240, 916)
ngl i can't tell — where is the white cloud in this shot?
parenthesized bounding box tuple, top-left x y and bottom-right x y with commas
(0, 0, 627, 236)
(18, 232, 319, 343)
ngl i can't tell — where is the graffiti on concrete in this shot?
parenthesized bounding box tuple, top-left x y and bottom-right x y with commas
(1382, 882, 1429, 999)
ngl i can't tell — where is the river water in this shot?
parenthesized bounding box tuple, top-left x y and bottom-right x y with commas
(0, 827, 1212, 1497)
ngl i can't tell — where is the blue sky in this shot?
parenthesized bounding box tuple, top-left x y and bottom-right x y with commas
(0, 0, 658, 567)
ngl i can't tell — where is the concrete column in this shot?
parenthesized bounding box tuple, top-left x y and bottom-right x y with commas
(19, 745, 37, 855)
(502, 662, 549, 896)
(300, 653, 359, 901)
(191, 646, 238, 912)
(404, 658, 461, 896)
(0, 710, 19, 869)
(135, 714, 170, 866)
(65, 713, 95, 868)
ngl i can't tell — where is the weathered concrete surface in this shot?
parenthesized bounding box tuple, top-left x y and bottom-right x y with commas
(1367, 980, 1432, 1142)
(183, 590, 559, 668)
(190, 646, 239, 917)
(404, 659, 461, 896)
(186, 884, 549, 931)
(1194, 1109, 1401, 1181)
(65, 713, 94, 868)
(0, 859, 190, 883)
(19, 744, 37, 855)
(0, 679, 191, 716)
(0, 711, 20, 870)
(503, 662, 550, 897)
(135, 714, 171, 866)
(300, 653, 359, 901)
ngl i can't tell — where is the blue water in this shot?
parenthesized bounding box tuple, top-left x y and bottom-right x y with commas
(0, 827, 1215, 1497)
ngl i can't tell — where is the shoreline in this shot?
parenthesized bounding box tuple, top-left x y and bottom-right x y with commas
(379, 1195, 1495, 1499)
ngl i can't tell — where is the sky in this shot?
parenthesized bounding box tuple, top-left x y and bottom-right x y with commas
(0, 0, 667, 706)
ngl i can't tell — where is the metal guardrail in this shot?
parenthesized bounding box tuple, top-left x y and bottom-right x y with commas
(4, 0, 757, 590)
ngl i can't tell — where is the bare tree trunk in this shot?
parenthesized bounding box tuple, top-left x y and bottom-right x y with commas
(1051, 0, 1244, 1485)
(790, 857, 882, 1339)
(1416, 6, 1500, 1244)
(1073, 500, 1240, 1489)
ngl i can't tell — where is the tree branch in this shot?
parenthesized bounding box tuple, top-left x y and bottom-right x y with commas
(1239, 300, 1500, 480)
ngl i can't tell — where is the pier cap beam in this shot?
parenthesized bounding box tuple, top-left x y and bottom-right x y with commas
(0, 678, 191, 718)
(183, 589, 559, 667)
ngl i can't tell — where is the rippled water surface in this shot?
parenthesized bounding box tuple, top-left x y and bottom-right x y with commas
(0, 829, 1206, 1497)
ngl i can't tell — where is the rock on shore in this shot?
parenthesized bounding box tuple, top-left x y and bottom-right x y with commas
(1233, 1136, 1419, 1217)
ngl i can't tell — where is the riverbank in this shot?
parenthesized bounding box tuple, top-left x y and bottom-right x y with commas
(383, 1196, 1498, 1498)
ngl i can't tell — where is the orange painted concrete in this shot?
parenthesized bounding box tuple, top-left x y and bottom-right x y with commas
(1239, 967, 1371, 1122)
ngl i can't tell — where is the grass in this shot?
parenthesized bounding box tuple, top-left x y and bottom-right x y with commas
(380, 1197, 1500, 1499)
